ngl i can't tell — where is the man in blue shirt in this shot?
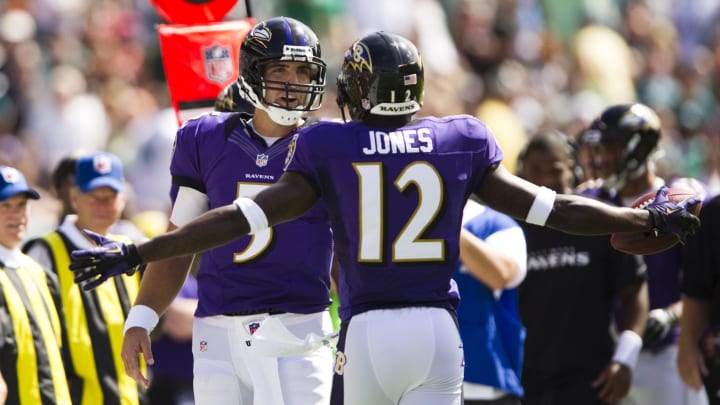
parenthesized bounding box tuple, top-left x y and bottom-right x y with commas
(454, 200, 526, 404)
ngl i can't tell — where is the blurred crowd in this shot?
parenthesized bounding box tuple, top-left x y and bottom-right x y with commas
(1, 0, 720, 238)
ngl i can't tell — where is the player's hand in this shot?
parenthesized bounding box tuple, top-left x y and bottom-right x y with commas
(591, 361, 631, 405)
(645, 186, 701, 243)
(121, 326, 154, 389)
(69, 230, 144, 291)
(642, 308, 677, 348)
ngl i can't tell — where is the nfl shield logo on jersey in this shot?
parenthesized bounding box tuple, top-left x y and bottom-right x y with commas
(248, 322, 261, 335)
(199, 340, 208, 352)
(204, 44, 233, 84)
(255, 154, 269, 168)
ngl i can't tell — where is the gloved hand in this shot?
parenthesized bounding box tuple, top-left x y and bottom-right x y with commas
(645, 186, 701, 243)
(69, 230, 144, 291)
(642, 308, 678, 348)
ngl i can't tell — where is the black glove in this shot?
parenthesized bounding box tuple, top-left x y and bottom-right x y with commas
(642, 308, 678, 348)
(645, 186, 701, 243)
(69, 230, 144, 291)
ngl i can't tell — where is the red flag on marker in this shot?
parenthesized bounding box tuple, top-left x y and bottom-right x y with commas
(157, 19, 255, 125)
(150, 0, 238, 25)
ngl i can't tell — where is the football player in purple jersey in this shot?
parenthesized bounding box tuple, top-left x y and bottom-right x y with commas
(119, 17, 335, 405)
(70, 32, 701, 405)
(580, 103, 709, 405)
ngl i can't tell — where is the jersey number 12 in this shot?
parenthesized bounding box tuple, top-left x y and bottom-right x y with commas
(354, 161, 445, 263)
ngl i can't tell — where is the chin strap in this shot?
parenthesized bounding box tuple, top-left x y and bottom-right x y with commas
(255, 103, 304, 126)
(238, 77, 307, 126)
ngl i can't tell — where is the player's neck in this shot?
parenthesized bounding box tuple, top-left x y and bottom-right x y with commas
(363, 114, 413, 128)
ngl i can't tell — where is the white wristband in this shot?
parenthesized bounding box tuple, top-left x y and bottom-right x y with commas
(526, 186, 556, 226)
(612, 330, 643, 371)
(124, 305, 159, 335)
(234, 197, 269, 234)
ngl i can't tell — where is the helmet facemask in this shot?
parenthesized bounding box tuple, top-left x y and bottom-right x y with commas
(582, 103, 661, 191)
(238, 17, 326, 126)
(239, 57, 325, 126)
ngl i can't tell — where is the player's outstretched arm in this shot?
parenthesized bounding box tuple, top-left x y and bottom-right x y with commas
(477, 165, 650, 233)
(71, 172, 318, 289)
(477, 165, 700, 237)
(156, 171, 318, 261)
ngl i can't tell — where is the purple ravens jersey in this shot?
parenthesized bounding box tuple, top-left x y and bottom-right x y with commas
(170, 112, 333, 316)
(285, 115, 503, 321)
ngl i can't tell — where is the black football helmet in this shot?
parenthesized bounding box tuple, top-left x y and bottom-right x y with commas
(214, 81, 255, 114)
(336, 31, 424, 121)
(581, 103, 661, 189)
(238, 17, 326, 125)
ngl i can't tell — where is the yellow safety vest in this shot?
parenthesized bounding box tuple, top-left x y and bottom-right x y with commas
(36, 231, 144, 405)
(0, 257, 71, 404)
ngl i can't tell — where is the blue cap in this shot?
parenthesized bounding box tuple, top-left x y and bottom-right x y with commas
(0, 166, 40, 201)
(75, 152, 124, 193)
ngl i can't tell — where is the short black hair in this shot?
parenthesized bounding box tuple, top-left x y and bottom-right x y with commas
(52, 156, 78, 193)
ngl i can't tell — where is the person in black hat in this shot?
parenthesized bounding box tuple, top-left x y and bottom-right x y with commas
(0, 165, 72, 404)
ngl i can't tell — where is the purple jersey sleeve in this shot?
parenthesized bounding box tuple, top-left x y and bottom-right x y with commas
(286, 115, 503, 320)
(169, 114, 217, 200)
(178, 275, 198, 299)
(170, 113, 333, 316)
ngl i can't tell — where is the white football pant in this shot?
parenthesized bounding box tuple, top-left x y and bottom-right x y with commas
(192, 311, 334, 405)
(334, 307, 464, 405)
(621, 344, 709, 405)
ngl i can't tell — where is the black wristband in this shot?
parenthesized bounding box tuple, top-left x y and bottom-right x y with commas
(645, 206, 663, 238)
(124, 244, 143, 275)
